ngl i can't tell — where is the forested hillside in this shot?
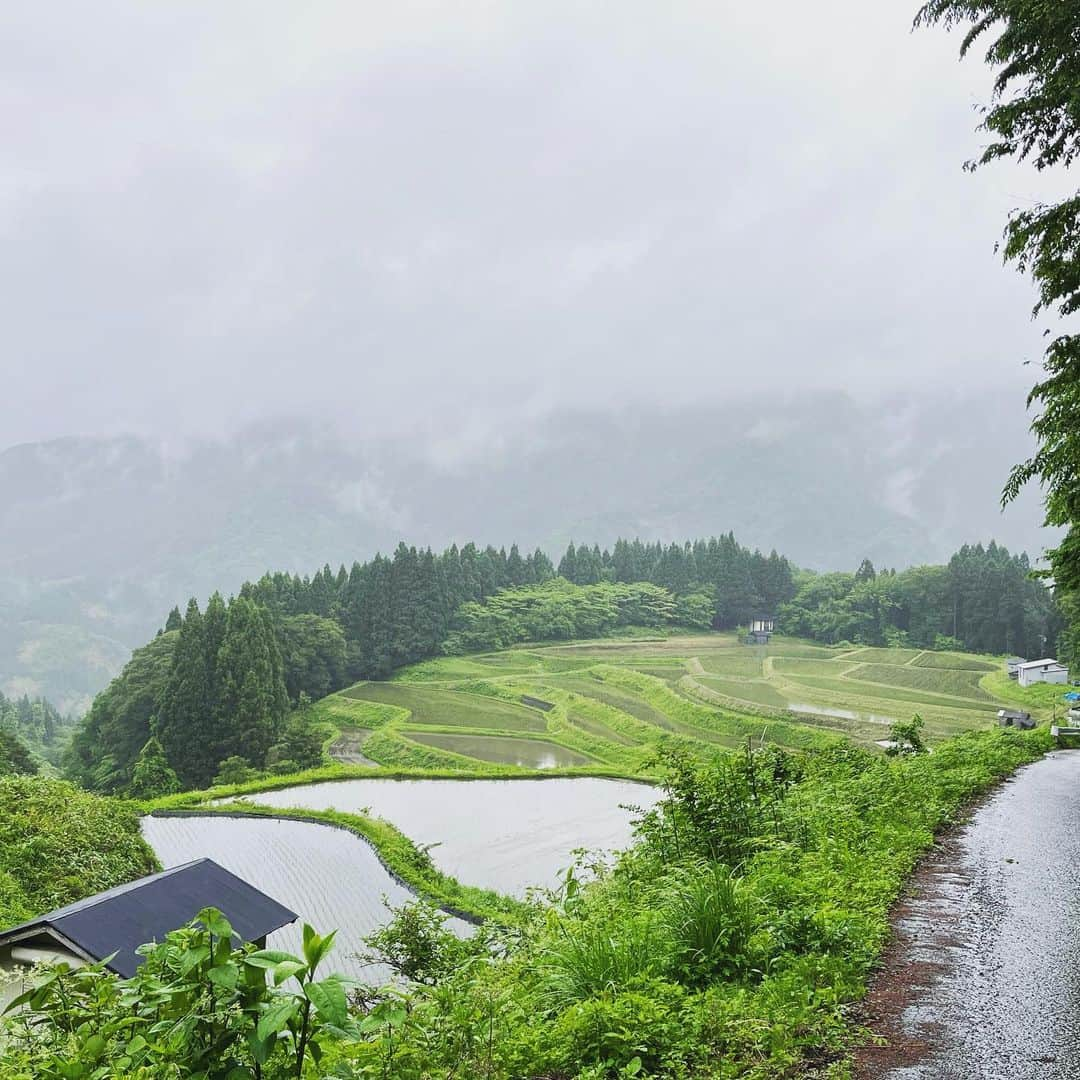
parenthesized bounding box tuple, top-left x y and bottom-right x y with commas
(0, 691, 73, 768)
(67, 532, 1058, 798)
(0, 393, 1056, 713)
(781, 543, 1055, 657)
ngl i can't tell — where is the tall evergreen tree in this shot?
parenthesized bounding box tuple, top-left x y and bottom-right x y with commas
(156, 599, 214, 788)
(214, 598, 289, 772)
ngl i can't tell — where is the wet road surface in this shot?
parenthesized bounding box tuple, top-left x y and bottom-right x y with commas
(858, 750, 1080, 1079)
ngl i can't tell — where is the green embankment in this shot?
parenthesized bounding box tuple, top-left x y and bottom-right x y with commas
(0, 777, 158, 928)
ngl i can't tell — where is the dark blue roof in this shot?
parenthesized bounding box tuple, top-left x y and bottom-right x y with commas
(0, 859, 296, 977)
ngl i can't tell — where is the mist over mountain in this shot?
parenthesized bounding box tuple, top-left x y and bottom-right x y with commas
(0, 389, 1051, 713)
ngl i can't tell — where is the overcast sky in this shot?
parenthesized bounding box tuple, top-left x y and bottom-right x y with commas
(0, 1, 1062, 449)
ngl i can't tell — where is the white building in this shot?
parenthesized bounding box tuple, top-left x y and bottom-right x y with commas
(1017, 658, 1069, 687)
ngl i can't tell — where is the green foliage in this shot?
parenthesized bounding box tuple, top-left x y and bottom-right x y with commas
(156, 596, 216, 787)
(596, 666, 839, 752)
(0, 725, 37, 776)
(779, 543, 1055, 655)
(634, 744, 800, 865)
(886, 714, 929, 756)
(536, 909, 668, 1011)
(1, 908, 349, 1079)
(363, 900, 484, 985)
(5, 726, 1053, 1077)
(214, 755, 260, 786)
(344, 682, 547, 732)
(661, 862, 759, 985)
(278, 613, 347, 704)
(674, 591, 715, 630)
(214, 597, 290, 775)
(65, 631, 177, 794)
(917, 2, 1080, 666)
(268, 713, 328, 772)
(72, 533, 1050, 795)
(847, 662, 991, 700)
(0, 776, 157, 928)
(127, 736, 180, 798)
(443, 579, 679, 654)
(0, 690, 73, 768)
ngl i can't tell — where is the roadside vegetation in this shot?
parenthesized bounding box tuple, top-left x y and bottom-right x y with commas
(2, 727, 1051, 1077)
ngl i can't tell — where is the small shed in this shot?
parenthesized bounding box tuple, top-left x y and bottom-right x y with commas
(1006, 657, 1027, 681)
(997, 708, 1035, 730)
(1017, 659, 1069, 688)
(746, 617, 775, 646)
(0, 858, 296, 979)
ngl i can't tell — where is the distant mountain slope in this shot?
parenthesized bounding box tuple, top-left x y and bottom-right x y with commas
(0, 390, 1053, 711)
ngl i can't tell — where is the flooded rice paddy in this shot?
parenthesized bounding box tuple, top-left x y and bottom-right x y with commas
(404, 731, 595, 768)
(229, 777, 662, 896)
(789, 702, 896, 725)
(141, 814, 472, 983)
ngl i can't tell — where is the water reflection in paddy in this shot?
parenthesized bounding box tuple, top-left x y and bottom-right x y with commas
(141, 814, 472, 983)
(789, 702, 896, 724)
(404, 731, 595, 768)
(232, 777, 662, 896)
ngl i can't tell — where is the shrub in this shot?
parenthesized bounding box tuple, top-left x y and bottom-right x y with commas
(536, 909, 669, 1011)
(545, 978, 691, 1074)
(1, 909, 351, 1079)
(661, 862, 758, 985)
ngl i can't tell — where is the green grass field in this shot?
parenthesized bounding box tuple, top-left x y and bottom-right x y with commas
(313, 633, 1070, 775)
(342, 682, 546, 730)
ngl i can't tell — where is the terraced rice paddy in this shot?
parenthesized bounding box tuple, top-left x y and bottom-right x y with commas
(315, 634, 1042, 775)
(141, 814, 473, 982)
(404, 731, 595, 768)
(231, 777, 662, 896)
(344, 683, 547, 731)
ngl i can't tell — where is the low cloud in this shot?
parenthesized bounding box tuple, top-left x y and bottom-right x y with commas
(0, 0, 1061, 451)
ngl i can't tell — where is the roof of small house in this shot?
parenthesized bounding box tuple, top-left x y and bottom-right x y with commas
(0, 858, 296, 978)
(1006, 657, 1027, 666)
(1018, 658, 1066, 670)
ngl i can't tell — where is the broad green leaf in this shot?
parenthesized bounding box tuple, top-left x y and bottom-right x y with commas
(197, 906, 234, 939)
(305, 977, 348, 1027)
(271, 960, 308, 986)
(256, 997, 300, 1041)
(246, 949, 301, 969)
(207, 963, 239, 990)
(82, 1033, 107, 1061)
(305, 926, 338, 973)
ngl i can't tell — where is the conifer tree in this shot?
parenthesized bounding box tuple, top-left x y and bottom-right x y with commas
(128, 736, 181, 798)
(156, 599, 215, 788)
(214, 598, 288, 770)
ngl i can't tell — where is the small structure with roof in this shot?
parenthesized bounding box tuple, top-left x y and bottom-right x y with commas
(997, 708, 1035, 730)
(1017, 658, 1068, 688)
(746, 617, 775, 645)
(0, 858, 296, 981)
(1006, 657, 1027, 681)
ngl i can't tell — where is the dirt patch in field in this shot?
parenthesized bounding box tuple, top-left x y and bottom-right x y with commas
(329, 728, 379, 767)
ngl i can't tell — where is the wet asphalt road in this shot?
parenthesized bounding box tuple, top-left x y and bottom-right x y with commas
(873, 750, 1080, 1079)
